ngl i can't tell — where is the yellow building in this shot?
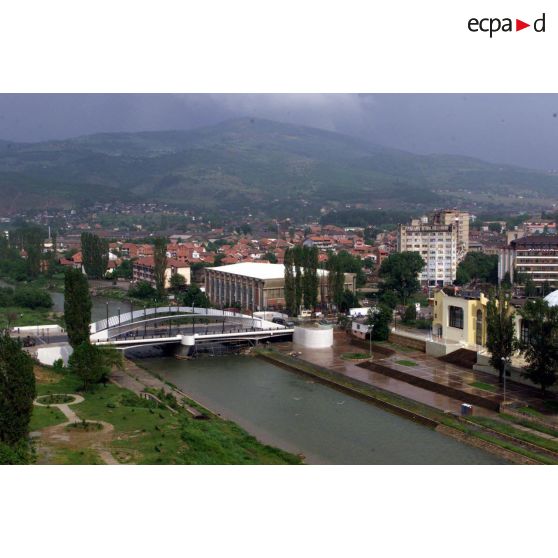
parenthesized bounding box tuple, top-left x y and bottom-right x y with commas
(432, 288, 526, 351)
(432, 289, 489, 348)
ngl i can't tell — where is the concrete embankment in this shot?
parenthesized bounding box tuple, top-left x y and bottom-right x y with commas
(257, 350, 442, 429)
(255, 349, 542, 465)
(358, 360, 501, 411)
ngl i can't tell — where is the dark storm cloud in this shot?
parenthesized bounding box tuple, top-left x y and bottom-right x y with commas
(0, 94, 557, 170)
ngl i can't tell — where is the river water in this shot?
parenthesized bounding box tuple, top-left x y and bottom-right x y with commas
(49, 290, 129, 322)
(0, 278, 125, 323)
(141, 354, 507, 465)
(3, 278, 506, 464)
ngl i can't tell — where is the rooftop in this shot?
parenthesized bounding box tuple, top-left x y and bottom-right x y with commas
(512, 235, 558, 247)
(207, 262, 329, 280)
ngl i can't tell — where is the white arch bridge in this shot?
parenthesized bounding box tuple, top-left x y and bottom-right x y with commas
(89, 306, 293, 352)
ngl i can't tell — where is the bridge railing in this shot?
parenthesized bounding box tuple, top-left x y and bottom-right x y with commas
(90, 306, 286, 334)
(109, 326, 293, 343)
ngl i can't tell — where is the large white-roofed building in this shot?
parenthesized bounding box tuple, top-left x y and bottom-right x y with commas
(205, 262, 356, 312)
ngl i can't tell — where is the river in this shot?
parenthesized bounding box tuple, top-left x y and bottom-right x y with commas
(2, 278, 507, 464)
(0, 278, 126, 323)
(140, 353, 507, 464)
(50, 290, 127, 322)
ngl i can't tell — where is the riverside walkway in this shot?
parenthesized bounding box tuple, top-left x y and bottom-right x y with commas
(275, 331, 558, 421)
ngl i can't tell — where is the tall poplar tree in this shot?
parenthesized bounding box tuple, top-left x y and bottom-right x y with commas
(293, 245, 303, 314)
(326, 253, 345, 309)
(81, 232, 108, 279)
(302, 246, 319, 310)
(283, 248, 296, 316)
(153, 237, 168, 297)
(486, 289, 517, 382)
(64, 268, 92, 348)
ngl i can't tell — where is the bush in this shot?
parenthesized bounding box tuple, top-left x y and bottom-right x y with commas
(128, 281, 156, 299)
(402, 304, 417, 324)
(0, 441, 31, 464)
(68, 342, 123, 391)
(13, 287, 53, 309)
(0, 287, 14, 307)
(52, 358, 65, 372)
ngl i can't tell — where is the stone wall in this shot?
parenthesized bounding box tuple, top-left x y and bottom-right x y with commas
(388, 332, 426, 352)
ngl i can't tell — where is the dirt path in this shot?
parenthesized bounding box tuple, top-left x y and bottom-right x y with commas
(33, 394, 118, 465)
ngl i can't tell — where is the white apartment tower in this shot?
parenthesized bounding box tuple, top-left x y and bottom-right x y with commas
(397, 210, 469, 287)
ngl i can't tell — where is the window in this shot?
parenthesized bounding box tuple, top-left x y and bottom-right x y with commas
(449, 306, 464, 329)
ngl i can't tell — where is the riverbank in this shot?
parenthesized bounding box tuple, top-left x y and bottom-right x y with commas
(30, 362, 302, 465)
(256, 348, 558, 464)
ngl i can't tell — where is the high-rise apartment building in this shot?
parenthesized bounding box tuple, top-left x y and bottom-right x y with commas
(432, 209, 469, 260)
(397, 210, 469, 287)
(499, 235, 558, 288)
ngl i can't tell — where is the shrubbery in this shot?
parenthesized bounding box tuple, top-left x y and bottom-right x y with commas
(128, 280, 156, 299)
(0, 286, 53, 309)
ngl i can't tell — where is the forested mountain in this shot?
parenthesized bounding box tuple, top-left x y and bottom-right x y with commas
(0, 117, 556, 215)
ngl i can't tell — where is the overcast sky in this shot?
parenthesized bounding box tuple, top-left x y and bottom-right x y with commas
(1, 94, 557, 170)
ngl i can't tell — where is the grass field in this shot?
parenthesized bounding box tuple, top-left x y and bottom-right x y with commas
(32, 367, 301, 465)
(29, 406, 67, 431)
(469, 416, 558, 454)
(340, 352, 370, 360)
(469, 381, 498, 393)
(395, 359, 418, 367)
(0, 306, 61, 327)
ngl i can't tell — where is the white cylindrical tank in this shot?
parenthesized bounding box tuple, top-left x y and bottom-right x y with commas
(293, 326, 333, 348)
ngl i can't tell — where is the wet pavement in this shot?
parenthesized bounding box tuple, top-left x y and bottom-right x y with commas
(274, 331, 558, 421)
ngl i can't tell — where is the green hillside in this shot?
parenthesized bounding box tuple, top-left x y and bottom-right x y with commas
(0, 117, 556, 215)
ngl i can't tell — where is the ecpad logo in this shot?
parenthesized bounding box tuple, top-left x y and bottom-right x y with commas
(468, 13, 546, 37)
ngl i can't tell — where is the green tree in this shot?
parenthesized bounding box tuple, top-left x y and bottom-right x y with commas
(326, 253, 346, 310)
(0, 332, 36, 448)
(302, 246, 319, 310)
(24, 227, 44, 279)
(81, 232, 108, 279)
(378, 290, 398, 310)
(182, 285, 210, 308)
(9, 224, 46, 280)
(13, 287, 53, 309)
(153, 237, 168, 297)
(486, 290, 517, 382)
(379, 252, 425, 305)
(129, 280, 156, 300)
(68, 342, 123, 391)
(169, 273, 187, 292)
(333, 250, 366, 287)
(283, 248, 296, 316)
(263, 252, 277, 263)
(367, 305, 392, 341)
(293, 245, 303, 314)
(64, 268, 92, 348)
(455, 252, 498, 285)
(518, 299, 558, 394)
(403, 304, 417, 324)
(339, 289, 359, 313)
(114, 259, 133, 280)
